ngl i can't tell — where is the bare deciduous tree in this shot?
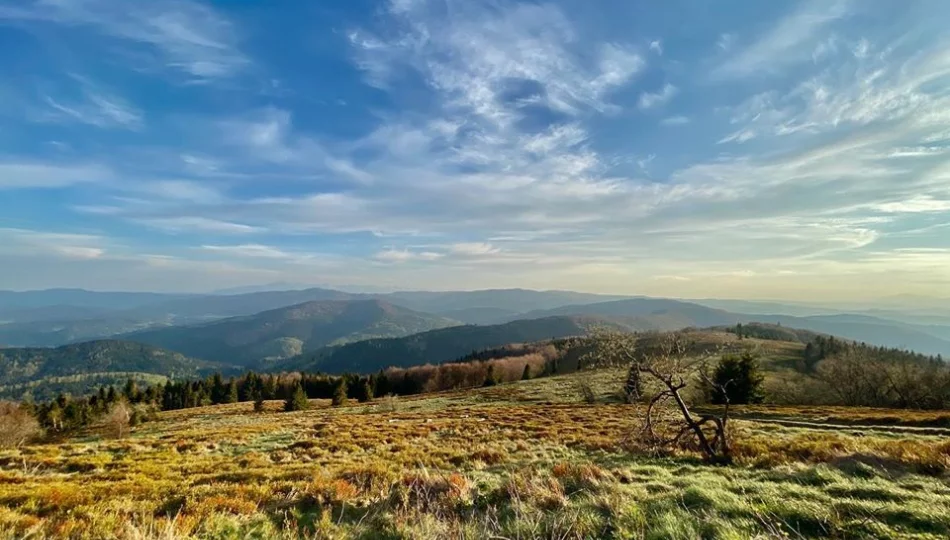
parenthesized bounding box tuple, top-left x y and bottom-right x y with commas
(104, 401, 132, 438)
(588, 330, 733, 464)
(0, 401, 42, 448)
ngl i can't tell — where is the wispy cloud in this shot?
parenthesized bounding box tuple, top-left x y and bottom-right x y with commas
(39, 75, 143, 129)
(714, 0, 852, 79)
(0, 227, 108, 260)
(0, 162, 111, 189)
(638, 83, 677, 110)
(0, 0, 248, 80)
(374, 248, 443, 263)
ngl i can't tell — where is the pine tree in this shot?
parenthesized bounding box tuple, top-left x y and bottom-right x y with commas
(332, 378, 348, 406)
(711, 352, 764, 405)
(358, 379, 374, 403)
(226, 379, 239, 404)
(123, 379, 140, 403)
(284, 384, 310, 412)
(521, 364, 532, 381)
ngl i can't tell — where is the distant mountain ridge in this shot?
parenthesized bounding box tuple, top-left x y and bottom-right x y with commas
(275, 315, 621, 374)
(121, 299, 460, 366)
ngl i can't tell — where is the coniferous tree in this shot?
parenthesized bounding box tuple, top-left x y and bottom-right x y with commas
(358, 379, 374, 403)
(521, 364, 532, 381)
(226, 379, 239, 404)
(711, 352, 764, 405)
(332, 378, 348, 406)
(284, 384, 310, 412)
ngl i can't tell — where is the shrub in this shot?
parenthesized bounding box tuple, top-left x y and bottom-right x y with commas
(0, 401, 42, 448)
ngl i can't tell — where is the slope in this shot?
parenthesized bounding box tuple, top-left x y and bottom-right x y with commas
(517, 298, 950, 356)
(0, 340, 210, 400)
(278, 315, 621, 374)
(122, 299, 460, 366)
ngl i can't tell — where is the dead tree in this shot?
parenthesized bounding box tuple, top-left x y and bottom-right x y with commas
(588, 330, 733, 464)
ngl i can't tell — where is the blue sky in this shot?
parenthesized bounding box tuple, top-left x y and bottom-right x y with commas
(1, 0, 949, 299)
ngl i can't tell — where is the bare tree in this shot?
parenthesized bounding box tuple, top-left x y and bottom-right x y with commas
(0, 401, 42, 449)
(104, 401, 132, 438)
(588, 330, 733, 464)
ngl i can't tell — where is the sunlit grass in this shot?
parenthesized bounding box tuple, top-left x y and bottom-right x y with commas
(1, 371, 949, 538)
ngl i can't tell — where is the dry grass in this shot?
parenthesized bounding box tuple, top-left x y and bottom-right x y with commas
(1, 371, 949, 538)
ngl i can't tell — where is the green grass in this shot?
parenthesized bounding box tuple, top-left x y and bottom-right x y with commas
(1, 371, 949, 538)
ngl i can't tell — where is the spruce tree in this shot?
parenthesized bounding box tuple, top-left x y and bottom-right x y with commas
(711, 352, 765, 404)
(332, 378, 348, 406)
(226, 380, 239, 404)
(358, 379, 374, 403)
(284, 384, 309, 412)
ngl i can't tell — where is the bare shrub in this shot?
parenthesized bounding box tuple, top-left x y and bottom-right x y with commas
(0, 401, 42, 448)
(381, 394, 399, 413)
(575, 376, 597, 404)
(104, 401, 132, 438)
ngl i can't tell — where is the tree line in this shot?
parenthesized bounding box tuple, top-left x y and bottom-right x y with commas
(16, 341, 573, 436)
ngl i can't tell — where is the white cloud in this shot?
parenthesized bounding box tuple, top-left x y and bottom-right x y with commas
(200, 244, 292, 259)
(349, 2, 644, 122)
(40, 76, 143, 130)
(637, 83, 677, 110)
(714, 0, 852, 78)
(449, 242, 499, 256)
(136, 217, 264, 234)
(374, 248, 443, 263)
(649, 40, 662, 55)
(0, 0, 248, 79)
(871, 197, 950, 214)
(0, 162, 111, 189)
(0, 228, 109, 260)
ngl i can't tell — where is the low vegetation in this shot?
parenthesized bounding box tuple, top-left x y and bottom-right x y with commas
(2, 328, 949, 538)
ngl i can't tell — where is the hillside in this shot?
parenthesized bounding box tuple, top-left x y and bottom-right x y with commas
(278, 315, 619, 374)
(123, 299, 460, 366)
(5, 369, 950, 538)
(0, 340, 209, 400)
(520, 298, 950, 356)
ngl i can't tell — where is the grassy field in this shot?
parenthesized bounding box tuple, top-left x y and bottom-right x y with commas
(1, 370, 949, 539)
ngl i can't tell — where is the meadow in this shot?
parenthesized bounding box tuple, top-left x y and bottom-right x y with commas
(1, 368, 949, 539)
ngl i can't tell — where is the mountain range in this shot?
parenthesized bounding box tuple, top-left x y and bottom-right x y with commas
(2, 287, 949, 399)
(120, 299, 459, 367)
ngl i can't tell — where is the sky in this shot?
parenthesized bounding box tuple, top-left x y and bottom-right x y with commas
(1, 0, 949, 300)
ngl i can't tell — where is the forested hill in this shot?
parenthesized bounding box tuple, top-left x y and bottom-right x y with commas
(122, 299, 460, 366)
(0, 340, 209, 400)
(274, 315, 619, 374)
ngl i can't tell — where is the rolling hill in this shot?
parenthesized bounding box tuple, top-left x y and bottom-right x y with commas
(122, 299, 460, 366)
(520, 298, 950, 356)
(276, 315, 622, 374)
(0, 340, 210, 400)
